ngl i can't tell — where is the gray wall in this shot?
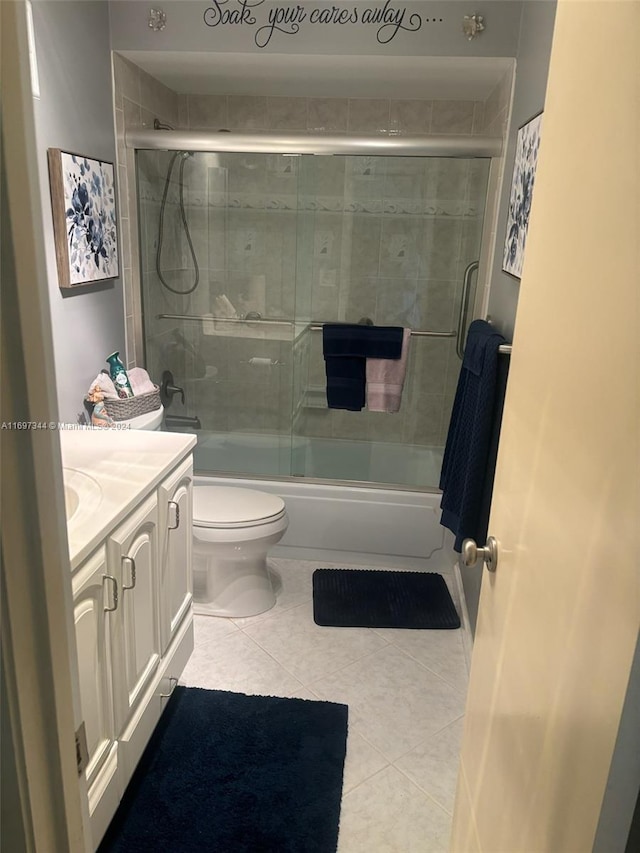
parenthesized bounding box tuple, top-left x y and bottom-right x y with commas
(486, 0, 557, 340)
(109, 1, 522, 57)
(32, 1, 126, 423)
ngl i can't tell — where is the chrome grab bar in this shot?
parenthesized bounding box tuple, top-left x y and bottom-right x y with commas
(456, 261, 479, 360)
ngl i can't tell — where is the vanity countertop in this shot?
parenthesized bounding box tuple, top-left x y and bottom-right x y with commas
(60, 428, 196, 570)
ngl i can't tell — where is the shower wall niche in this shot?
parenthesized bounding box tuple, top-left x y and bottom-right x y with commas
(137, 148, 490, 488)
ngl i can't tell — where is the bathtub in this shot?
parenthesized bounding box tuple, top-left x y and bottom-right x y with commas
(194, 473, 455, 573)
(193, 431, 445, 489)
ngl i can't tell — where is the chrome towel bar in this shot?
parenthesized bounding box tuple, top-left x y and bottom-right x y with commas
(308, 324, 456, 339)
(156, 313, 511, 351)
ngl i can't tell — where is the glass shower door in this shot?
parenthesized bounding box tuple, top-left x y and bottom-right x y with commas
(138, 149, 301, 476)
(137, 147, 491, 489)
(290, 154, 491, 488)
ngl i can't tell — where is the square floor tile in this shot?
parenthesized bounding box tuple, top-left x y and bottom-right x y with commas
(373, 626, 469, 693)
(243, 600, 389, 684)
(181, 630, 304, 697)
(192, 613, 239, 646)
(338, 766, 452, 852)
(342, 731, 389, 795)
(311, 644, 466, 761)
(395, 717, 465, 815)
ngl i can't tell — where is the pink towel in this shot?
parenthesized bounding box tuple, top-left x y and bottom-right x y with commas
(366, 327, 411, 412)
(128, 367, 157, 396)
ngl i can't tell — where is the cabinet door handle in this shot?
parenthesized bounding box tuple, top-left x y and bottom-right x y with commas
(121, 556, 137, 590)
(103, 575, 118, 612)
(168, 501, 180, 530)
(159, 676, 178, 699)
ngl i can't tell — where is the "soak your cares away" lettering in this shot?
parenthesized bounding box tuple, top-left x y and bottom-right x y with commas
(203, 0, 426, 48)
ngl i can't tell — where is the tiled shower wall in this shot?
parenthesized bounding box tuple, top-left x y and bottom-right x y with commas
(113, 53, 512, 459)
(113, 54, 179, 368)
(294, 154, 490, 448)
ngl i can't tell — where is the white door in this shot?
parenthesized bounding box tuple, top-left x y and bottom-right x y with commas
(108, 495, 161, 732)
(157, 458, 193, 653)
(452, 2, 640, 851)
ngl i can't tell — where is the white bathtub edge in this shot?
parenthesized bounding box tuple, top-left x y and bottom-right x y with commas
(195, 474, 455, 571)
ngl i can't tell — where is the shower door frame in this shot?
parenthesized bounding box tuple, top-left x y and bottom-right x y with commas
(127, 129, 502, 158)
(129, 130, 503, 491)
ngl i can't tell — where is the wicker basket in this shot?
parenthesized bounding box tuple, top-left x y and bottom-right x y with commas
(102, 385, 161, 422)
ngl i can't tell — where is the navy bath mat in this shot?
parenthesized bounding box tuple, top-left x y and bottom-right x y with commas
(98, 687, 348, 853)
(313, 569, 461, 629)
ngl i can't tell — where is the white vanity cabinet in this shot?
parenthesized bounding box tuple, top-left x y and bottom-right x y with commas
(71, 546, 121, 843)
(70, 453, 194, 850)
(107, 494, 161, 733)
(157, 456, 193, 654)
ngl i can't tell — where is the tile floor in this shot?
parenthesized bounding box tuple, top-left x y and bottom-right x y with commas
(180, 557, 470, 852)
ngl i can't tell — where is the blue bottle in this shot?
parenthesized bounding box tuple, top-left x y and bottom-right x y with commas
(106, 351, 134, 399)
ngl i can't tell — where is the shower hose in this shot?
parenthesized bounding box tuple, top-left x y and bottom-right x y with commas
(156, 151, 200, 295)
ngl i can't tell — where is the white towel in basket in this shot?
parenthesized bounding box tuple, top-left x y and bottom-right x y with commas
(88, 372, 119, 400)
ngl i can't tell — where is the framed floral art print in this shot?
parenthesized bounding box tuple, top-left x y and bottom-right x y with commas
(47, 149, 119, 288)
(502, 111, 543, 279)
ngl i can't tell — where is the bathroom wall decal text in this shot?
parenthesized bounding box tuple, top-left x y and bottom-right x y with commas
(203, 0, 434, 48)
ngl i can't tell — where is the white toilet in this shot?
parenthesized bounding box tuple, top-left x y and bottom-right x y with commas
(192, 486, 288, 617)
(123, 405, 288, 618)
(120, 407, 165, 430)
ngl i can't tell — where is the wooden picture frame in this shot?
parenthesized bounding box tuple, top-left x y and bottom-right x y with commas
(502, 111, 544, 279)
(47, 149, 119, 288)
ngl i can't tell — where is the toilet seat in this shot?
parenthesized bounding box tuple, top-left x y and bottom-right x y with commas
(193, 486, 286, 530)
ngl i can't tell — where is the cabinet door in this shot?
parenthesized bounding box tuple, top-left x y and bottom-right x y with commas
(108, 495, 160, 732)
(158, 457, 193, 653)
(71, 547, 121, 833)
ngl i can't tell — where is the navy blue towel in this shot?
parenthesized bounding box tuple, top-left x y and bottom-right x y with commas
(439, 320, 508, 552)
(323, 324, 403, 411)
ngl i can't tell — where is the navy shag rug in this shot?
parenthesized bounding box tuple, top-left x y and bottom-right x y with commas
(313, 569, 461, 629)
(98, 687, 348, 852)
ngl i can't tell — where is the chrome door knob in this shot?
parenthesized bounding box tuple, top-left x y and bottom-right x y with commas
(462, 536, 499, 572)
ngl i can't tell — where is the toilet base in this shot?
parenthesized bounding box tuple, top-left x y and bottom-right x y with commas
(192, 551, 276, 618)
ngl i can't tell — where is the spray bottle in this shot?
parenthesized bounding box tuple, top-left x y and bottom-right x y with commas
(106, 351, 134, 399)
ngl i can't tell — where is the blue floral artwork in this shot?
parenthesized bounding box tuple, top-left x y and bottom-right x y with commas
(48, 149, 118, 287)
(502, 112, 543, 279)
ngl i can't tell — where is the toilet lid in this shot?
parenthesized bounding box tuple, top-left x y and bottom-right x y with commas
(193, 486, 286, 529)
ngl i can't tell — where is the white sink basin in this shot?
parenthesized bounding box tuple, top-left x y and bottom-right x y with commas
(63, 468, 102, 522)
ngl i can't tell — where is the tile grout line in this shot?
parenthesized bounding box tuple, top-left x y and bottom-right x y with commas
(380, 638, 469, 695)
(393, 712, 466, 762)
(242, 615, 393, 690)
(391, 762, 457, 818)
